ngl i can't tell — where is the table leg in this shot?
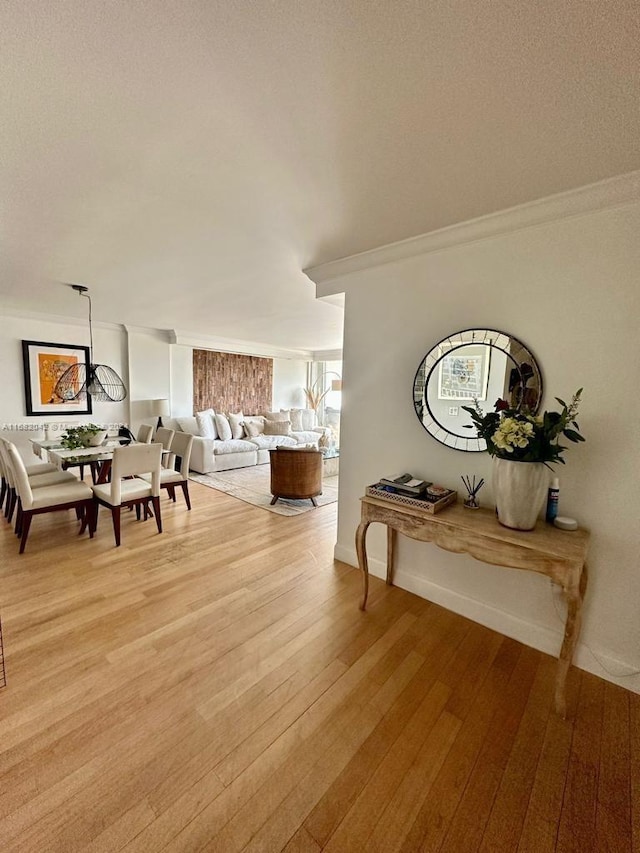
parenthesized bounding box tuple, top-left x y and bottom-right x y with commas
(386, 526, 396, 586)
(355, 520, 371, 611)
(555, 563, 588, 718)
(96, 460, 112, 485)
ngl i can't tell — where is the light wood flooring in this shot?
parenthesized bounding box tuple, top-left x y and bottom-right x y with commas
(0, 481, 638, 852)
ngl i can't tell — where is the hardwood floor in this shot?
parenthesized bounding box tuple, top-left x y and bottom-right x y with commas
(0, 482, 637, 852)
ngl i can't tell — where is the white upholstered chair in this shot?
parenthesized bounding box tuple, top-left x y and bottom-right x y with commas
(136, 424, 154, 444)
(92, 443, 163, 546)
(154, 427, 176, 469)
(4, 441, 95, 554)
(141, 431, 193, 509)
(0, 438, 76, 525)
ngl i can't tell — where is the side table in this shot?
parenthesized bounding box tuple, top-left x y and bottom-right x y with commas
(355, 496, 590, 717)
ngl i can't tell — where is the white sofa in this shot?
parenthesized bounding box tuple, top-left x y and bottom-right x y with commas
(173, 409, 328, 474)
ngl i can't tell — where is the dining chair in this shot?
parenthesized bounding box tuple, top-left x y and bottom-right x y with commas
(136, 424, 154, 444)
(141, 431, 194, 509)
(92, 443, 163, 546)
(4, 442, 95, 554)
(154, 427, 176, 469)
(0, 438, 76, 524)
(1, 436, 58, 488)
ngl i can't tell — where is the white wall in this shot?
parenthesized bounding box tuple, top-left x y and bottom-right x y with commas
(272, 358, 307, 410)
(0, 314, 128, 458)
(170, 345, 194, 419)
(320, 196, 640, 693)
(126, 328, 172, 432)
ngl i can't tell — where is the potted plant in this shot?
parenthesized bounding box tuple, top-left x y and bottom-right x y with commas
(60, 424, 108, 450)
(462, 390, 585, 529)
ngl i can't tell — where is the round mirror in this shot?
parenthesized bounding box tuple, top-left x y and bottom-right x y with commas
(413, 328, 543, 452)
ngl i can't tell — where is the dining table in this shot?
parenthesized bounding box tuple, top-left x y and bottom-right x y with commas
(31, 436, 137, 484)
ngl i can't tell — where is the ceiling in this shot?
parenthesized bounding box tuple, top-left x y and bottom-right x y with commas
(1, 1, 638, 353)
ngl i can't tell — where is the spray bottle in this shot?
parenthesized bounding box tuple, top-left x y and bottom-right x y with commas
(546, 477, 560, 523)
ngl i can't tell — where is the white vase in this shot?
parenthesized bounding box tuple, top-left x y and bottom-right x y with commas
(84, 430, 108, 447)
(492, 457, 549, 531)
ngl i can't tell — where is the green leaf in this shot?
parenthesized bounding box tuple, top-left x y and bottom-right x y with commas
(555, 397, 567, 408)
(564, 429, 585, 442)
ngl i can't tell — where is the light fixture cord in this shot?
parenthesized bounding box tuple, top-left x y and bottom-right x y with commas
(81, 291, 94, 363)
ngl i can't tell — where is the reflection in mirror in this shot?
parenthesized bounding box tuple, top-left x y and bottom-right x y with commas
(413, 329, 543, 452)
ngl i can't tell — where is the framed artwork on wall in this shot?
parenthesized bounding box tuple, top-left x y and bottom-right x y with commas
(22, 340, 92, 416)
(437, 345, 491, 401)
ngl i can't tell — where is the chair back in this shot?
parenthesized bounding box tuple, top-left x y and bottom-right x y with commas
(0, 439, 19, 491)
(155, 427, 175, 468)
(136, 424, 154, 444)
(269, 447, 322, 496)
(155, 427, 175, 450)
(0, 439, 10, 486)
(5, 442, 34, 508)
(168, 431, 194, 477)
(109, 443, 162, 504)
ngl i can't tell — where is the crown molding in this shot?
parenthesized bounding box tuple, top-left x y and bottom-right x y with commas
(311, 348, 343, 361)
(305, 169, 640, 294)
(0, 307, 316, 360)
(124, 325, 173, 341)
(169, 330, 313, 361)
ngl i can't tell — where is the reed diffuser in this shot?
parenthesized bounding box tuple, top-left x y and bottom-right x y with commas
(461, 475, 484, 510)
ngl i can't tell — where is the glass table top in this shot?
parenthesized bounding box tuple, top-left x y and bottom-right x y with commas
(320, 446, 340, 460)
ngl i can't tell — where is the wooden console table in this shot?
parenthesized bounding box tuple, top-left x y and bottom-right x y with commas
(356, 496, 590, 717)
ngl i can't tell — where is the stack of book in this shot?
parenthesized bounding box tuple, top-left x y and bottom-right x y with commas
(378, 473, 430, 497)
(366, 478, 458, 514)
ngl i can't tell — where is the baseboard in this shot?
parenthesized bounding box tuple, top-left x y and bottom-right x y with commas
(333, 543, 640, 694)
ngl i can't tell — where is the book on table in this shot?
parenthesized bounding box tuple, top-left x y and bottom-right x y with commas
(378, 473, 431, 496)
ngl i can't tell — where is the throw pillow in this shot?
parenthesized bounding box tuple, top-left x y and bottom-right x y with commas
(301, 408, 316, 430)
(177, 416, 200, 436)
(196, 409, 217, 439)
(263, 410, 290, 422)
(244, 416, 265, 438)
(264, 420, 291, 436)
(227, 412, 245, 440)
(214, 413, 232, 441)
(289, 409, 304, 431)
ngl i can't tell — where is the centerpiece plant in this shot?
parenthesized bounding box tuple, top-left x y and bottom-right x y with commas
(60, 424, 106, 450)
(462, 390, 585, 530)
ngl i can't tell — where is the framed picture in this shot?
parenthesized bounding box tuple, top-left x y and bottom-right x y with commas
(437, 345, 491, 401)
(22, 340, 92, 416)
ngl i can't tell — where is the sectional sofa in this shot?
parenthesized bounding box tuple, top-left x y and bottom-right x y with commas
(171, 409, 328, 474)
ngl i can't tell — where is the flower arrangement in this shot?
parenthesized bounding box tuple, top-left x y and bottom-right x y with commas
(462, 389, 585, 464)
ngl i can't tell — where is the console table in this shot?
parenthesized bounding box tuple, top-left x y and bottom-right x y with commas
(356, 496, 590, 717)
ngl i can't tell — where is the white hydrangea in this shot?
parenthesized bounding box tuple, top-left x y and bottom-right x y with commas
(492, 417, 535, 453)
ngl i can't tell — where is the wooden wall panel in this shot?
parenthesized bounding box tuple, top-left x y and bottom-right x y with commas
(192, 350, 273, 415)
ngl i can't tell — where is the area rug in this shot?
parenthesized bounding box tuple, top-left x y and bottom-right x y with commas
(189, 465, 338, 516)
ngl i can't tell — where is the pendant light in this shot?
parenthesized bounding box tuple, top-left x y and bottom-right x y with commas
(54, 284, 127, 403)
